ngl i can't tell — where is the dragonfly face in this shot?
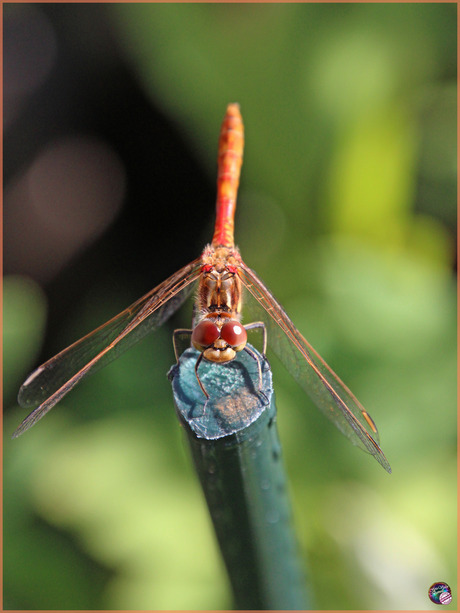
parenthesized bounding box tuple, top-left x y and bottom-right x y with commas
(192, 316, 247, 363)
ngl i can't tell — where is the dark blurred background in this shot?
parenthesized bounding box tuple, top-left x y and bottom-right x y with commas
(4, 3, 457, 610)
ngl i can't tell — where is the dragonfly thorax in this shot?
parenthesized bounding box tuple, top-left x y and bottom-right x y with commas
(197, 245, 243, 320)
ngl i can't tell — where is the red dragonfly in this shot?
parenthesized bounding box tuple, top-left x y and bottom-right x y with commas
(14, 104, 391, 473)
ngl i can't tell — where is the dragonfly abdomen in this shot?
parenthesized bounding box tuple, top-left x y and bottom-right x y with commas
(212, 103, 244, 248)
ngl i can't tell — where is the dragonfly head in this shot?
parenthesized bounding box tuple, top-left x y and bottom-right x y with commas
(191, 319, 247, 363)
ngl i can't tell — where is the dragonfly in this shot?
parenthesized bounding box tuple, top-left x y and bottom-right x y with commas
(13, 104, 391, 474)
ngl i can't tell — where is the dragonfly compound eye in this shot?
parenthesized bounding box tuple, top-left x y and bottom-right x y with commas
(220, 321, 247, 350)
(192, 320, 220, 350)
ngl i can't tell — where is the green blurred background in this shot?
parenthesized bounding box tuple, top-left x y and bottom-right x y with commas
(4, 3, 456, 610)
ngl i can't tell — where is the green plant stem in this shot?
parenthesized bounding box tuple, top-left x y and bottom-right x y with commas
(169, 345, 310, 610)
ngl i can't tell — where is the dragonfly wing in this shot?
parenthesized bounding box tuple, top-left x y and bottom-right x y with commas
(14, 258, 202, 437)
(239, 263, 391, 473)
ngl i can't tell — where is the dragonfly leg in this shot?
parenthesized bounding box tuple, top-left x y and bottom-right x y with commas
(173, 328, 193, 362)
(194, 352, 211, 415)
(244, 321, 267, 354)
(194, 352, 210, 398)
(243, 344, 269, 406)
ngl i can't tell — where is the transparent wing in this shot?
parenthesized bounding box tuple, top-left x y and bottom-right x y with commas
(239, 262, 391, 473)
(13, 258, 202, 438)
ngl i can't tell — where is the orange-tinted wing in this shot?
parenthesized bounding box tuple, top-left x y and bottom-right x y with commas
(14, 258, 202, 438)
(238, 262, 391, 473)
